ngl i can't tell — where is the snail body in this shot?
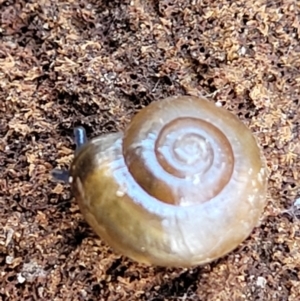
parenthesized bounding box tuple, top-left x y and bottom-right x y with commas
(57, 96, 267, 268)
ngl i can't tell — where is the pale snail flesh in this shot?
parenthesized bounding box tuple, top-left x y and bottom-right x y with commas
(53, 95, 268, 268)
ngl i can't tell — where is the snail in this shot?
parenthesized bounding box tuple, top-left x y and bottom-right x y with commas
(52, 95, 268, 268)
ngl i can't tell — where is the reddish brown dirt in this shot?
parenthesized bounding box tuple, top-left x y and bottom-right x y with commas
(1, 0, 300, 300)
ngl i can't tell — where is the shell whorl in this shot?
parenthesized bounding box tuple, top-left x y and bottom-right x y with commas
(122, 96, 239, 206)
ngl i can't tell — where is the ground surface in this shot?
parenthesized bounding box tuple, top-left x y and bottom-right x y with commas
(1, 0, 300, 300)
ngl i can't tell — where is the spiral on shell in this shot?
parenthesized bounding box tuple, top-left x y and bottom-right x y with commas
(123, 99, 235, 206)
(68, 95, 267, 267)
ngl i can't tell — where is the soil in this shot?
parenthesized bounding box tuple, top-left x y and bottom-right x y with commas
(1, 0, 300, 300)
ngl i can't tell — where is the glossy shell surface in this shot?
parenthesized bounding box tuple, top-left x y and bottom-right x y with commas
(70, 96, 268, 267)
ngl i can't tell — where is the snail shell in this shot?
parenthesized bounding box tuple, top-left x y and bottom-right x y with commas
(68, 95, 267, 268)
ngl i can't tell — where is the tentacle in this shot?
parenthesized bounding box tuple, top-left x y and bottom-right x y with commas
(74, 126, 88, 154)
(51, 169, 70, 183)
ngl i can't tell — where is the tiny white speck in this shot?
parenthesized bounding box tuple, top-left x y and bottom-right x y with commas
(215, 102, 222, 107)
(256, 276, 267, 288)
(248, 195, 255, 204)
(6, 256, 14, 264)
(238, 46, 247, 56)
(68, 176, 73, 184)
(17, 273, 26, 284)
(248, 168, 253, 175)
(116, 190, 125, 197)
(251, 180, 256, 187)
(294, 198, 300, 208)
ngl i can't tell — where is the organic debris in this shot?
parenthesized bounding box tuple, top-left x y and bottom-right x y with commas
(1, 0, 300, 300)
